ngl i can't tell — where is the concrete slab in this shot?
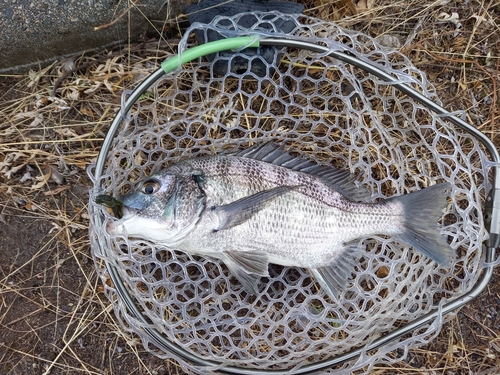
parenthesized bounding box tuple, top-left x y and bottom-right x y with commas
(0, 0, 185, 73)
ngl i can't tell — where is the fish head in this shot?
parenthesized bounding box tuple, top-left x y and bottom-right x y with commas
(107, 171, 206, 245)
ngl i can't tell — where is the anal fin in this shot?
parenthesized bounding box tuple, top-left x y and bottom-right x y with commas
(310, 243, 359, 300)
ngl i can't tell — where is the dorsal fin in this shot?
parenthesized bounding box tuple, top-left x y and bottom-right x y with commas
(234, 143, 371, 202)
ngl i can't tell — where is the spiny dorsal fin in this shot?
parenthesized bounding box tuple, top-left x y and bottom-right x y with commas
(235, 143, 371, 202)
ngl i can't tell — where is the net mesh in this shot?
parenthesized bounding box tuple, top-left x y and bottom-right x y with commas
(88, 12, 489, 374)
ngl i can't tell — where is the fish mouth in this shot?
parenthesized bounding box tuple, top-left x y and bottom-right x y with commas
(106, 206, 138, 235)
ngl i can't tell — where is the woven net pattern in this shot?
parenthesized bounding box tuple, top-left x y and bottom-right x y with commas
(88, 12, 489, 374)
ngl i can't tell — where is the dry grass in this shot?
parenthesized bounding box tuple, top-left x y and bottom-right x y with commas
(1, 0, 499, 374)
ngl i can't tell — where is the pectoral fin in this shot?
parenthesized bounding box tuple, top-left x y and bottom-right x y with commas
(223, 250, 269, 295)
(211, 186, 296, 231)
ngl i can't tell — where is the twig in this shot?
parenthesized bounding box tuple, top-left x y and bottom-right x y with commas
(493, 59, 499, 140)
(94, 0, 140, 31)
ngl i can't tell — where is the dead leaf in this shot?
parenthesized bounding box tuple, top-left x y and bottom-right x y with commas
(357, 0, 375, 12)
(437, 12, 460, 25)
(27, 63, 55, 88)
(436, 12, 462, 36)
(49, 166, 65, 185)
(12, 111, 44, 127)
(63, 87, 81, 101)
(2, 163, 26, 179)
(20, 171, 32, 183)
(357, 0, 367, 11)
(43, 185, 70, 196)
(469, 13, 493, 27)
(130, 63, 149, 84)
(31, 171, 51, 189)
(34, 96, 70, 111)
(0, 152, 31, 179)
(53, 127, 79, 138)
(376, 266, 389, 278)
(376, 34, 402, 49)
(80, 107, 95, 118)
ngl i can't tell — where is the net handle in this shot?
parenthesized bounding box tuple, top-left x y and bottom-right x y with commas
(161, 36, 260, 73)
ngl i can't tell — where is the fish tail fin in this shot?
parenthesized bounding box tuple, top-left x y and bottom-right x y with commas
(312, 183, 454, 300)
(391, 182, 455, 266)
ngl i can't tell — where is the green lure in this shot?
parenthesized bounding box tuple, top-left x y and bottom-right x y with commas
(95, 194, 124, 219)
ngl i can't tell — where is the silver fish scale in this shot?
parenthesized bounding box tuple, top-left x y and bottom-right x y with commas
(176, 156, 352, 208)
(171, 155, 403, 268)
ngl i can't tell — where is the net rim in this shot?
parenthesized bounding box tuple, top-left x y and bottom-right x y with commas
(89, 27, 499, 375)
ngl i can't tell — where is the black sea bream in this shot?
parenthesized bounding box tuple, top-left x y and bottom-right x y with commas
(108, 143, 454, 299)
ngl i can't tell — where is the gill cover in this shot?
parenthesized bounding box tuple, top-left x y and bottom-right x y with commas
(118, 173, 206, 245)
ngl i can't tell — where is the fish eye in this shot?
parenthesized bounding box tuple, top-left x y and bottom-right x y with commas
(141, 179, 161, 195)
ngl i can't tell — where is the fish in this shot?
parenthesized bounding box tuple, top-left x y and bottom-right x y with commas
(106, 143, 454, 299)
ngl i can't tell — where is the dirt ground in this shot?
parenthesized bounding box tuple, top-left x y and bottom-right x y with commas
(1, 0, 500, 374)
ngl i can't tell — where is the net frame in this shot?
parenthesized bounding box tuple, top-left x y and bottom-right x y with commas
(88, 12, 500, 374)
